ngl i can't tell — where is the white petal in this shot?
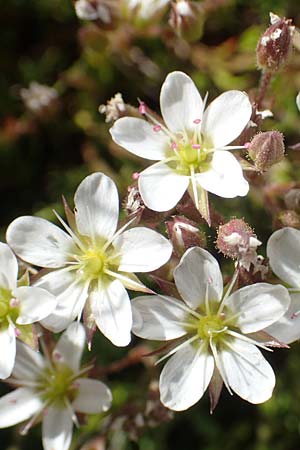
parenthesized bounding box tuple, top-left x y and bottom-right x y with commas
(159, 344, 214, 411)
(0, 324, 16, 379)
(0, 242, 18, 290)
(42, 406, 73, 450)
(225, 283, 290, 334)
(196, 151, 249, 198)
(13, 340, 45, 380)
(267, 227, 300, 287)
(90, 279, 132, 347)
(15, 286, 57, 325)
(40, 276, 89, 333)
(110, 117, 169, 160)
(219, 339, 275, 403)
(265, 292, 300, 344)
(201, 90, 252, 147)
(53, 322, 86, 372)
(6, 216, 75, 268)
(139, 163, 189, 211)
(0, 388, 43, 428)
(113, 227, 172, 273)
(73, 378, 112, 414)
(74, 172, 119, 242)
(132, 295, 187, 340)
(160, 71, 204, 135)
(174, 247, 223, 309)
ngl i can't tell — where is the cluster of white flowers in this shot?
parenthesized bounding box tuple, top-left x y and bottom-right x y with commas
(2, 70, 300, 450)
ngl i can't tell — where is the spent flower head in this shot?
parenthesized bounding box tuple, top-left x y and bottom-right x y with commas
(0, 322, 112, 450)
(132, 247, 290, 411)
(6, 172, 172, 347)
(110, 71, 252, 224)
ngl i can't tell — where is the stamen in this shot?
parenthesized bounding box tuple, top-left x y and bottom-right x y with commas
(193, 119, 201, 124)
(153, 125, 162, 132)
(171, 142, 178, 150)
(226, 329, 273, 352)
(192, 144, 201, 149)
(138, 101, 147, 115)
(244, 142, 251, 149)
(155, 334, 198, 365)
(10, 298, 19, 308)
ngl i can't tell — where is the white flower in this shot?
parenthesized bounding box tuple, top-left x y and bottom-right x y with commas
(110, 71, 251, 220)
(0, 242, 56, 379)
(132, 247, 290, 411)
(124, 0, 169, 20)
(20, 82, 58, 113)
(6, 172, 172, 347)
(266, 227, 300, 344)
(0, 322, 112, 450)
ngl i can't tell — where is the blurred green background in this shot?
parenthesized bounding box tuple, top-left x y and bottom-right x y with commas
(1, 0, 300, 449)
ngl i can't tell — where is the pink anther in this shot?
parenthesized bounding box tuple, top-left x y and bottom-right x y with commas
(153, 125, 162, 132)
(244, 142, 251, 149)
(171, 142, 178, 150)
(192, 144, 201, 149)
(53, 351, 63, 361)
(193, 119, 201, 124)
(138, 102, 147, 114)
(10, 298, 19, 308)
(132, 172, 140, 180)
(14, 328, 21, 337)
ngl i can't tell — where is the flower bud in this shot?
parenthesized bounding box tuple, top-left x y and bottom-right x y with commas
(20, 82, 59, 117)
(284, 188, 300, 211)
(256, 13, 294, 72)
(216, 219, 261, 270)
(166, 216, 206, 257)
(247, 131, 285, 172)
(275, 210, 300, 229)
(169, 1, 204, 42)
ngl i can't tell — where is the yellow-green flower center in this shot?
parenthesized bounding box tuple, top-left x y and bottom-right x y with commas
(38, 364, 78, 407)
(77, 244, 120, 282)
(0, 288, 19, 329)
(170, 141, 213, 176)
(197, 314, 226, 340)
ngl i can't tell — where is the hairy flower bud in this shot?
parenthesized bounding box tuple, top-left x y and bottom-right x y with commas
(284, 188, 300, 212)
(256, 13, 294, 72)
(169, 0, 204, 42)
(166, 215, 206, 257)
(275, 210, 300, 229)
(247, 131, 285, 172)
(216, 219, 261, 270)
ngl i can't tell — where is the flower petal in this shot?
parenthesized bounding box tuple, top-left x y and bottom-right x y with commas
(267, 227, 300, 287)
(53, 322, 86, 372)
(201, 90, 252, 147)
(219, 339, 275, 404)
(160, 71, 204, 135)
(159, 344, 214, 411)
(15, 286, 57, 325)
(113, 227, 172, 273)
(174, 247, 223, 309)
(264, 292, 300, 344)
(72, 378, 112, 414)
(74, 172, 119, 242)
(39, 273, 89, 333)
(6, 216, 75, 268)
(42, 406, 73, 450)
(139, 162, 189, 211)
(0, 388, 43, 428)
(132, 295, 187, 340)
(110, 117, 169, 160)
(13, 340, 45, 380)
(196, 151, 249, 198)
(90, 279, 132, 346)
(0, 324, 16, 379)
(0, 242, 18, 290)
(225, 283, 290, 334)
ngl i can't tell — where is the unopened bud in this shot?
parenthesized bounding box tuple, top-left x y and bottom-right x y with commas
(284, 189, 300, 211)
(99, 93, 127, 123)
(247, 131, 285, 172)
(169, 1, 204, 42)
(166, 216, 206, 257)
(216, 219, 261, 270)
(256, 13, 294, 72)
